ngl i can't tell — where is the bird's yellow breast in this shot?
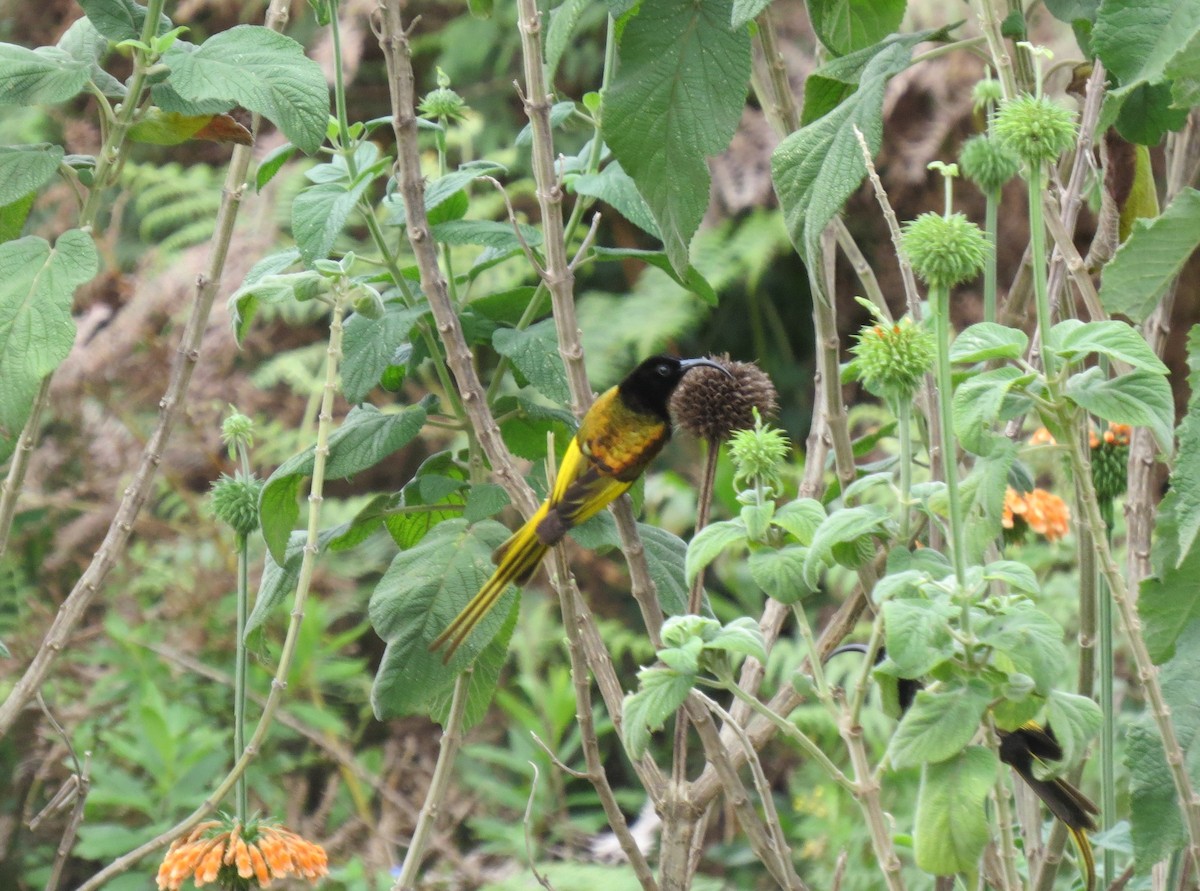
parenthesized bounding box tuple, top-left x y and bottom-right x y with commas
(576, 386, 671, 482)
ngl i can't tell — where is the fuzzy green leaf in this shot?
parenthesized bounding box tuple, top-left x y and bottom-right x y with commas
(1099, 189, 1200, 324)
(163, 26, 329, 153)
(0, 44, 89, 106)
(1066, 366, 1174, 456)
(430, 219, 544, 250)
(949, 322, 1028, 364)
(685, 518, 749, 585)
(0, 144, 64, 207)
(1047, 689, 1103, 769)
(888, 679, 991, 769)
(749, 546, 810, 604)
(292, 177, 373, 265)
(807, 0, 907, 56)
(705, 617, 767, 665)
(770, 498, 827, 544)
(0, 230, 97, 461)
(78, 0, 173, 41)
(246, 527, 340, 636)
(260, 401, 429, 563)
(953, 366, 1030, 456)
(371, 519, 516, 718)
(492, 319, 570, 404)
(383, 160, 507, 226)
(774, 40, 919, 264)
(977, 606, 1067, 695)
(1050, 319, 1170, 372)
(572, 162, 661, 238)
(731, 0, 772, 28)
(341, 305, 425, 404)
(591, 247, 718, 306)
(981, 560, 1040, 595)
(914, 746, 997, 875)
(427, 596, 518, 730)
(640, 523, 695, 616)
(602, 0, 751, 273)
(803, 505, 891, 587)
(623, 667, 695, 758)
(882, 598, 957, 677)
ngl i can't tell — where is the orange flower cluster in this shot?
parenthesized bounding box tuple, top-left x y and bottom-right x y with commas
(1002, 488, 1070, 542)
(1089, 422, 1132, 449)
(157, 819, 328, 890)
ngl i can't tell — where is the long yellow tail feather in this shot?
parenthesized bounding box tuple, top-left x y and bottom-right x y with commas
(1068, 825, 1095, 891)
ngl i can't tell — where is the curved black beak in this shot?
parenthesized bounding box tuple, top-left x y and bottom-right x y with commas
(678, 357, 734, 379)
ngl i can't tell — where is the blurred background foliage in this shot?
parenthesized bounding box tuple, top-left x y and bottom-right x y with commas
(0, 0, 1175, 887)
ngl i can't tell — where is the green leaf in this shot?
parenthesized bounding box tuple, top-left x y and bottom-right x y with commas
(1065, 366, 1174, 456)
(1114, 79, 1190, 145)
(163, 26, 329, 154)
(371, 519, 516, 718)
(1165, 29, 1200, 107)
(749, 546, 810, 604)
(385, 452, 468, 549)
(428, 596, 518, 730)
(949, 322, 1028, 364)
(623, 666, 695, 758)
(545, 0, 590, 85)
(977, 606, 1067, 695)
(293, 177, 374, 265)
(260, 401, 429, 563)
(732, 0, 772, 29)
(888, 679, 991, 769)
(952, 367, 1031, 456)
(635, 524, 693, 617)
(1044, 0, 1100, 25)
(1047, 689, 1103, 769)
(384, 161, 507, 225)
(882, 598, 957, 677)
(57, 18, 125, 100)
(0, 144, 64, 206)
(770, 498, 826, 544)
(0, 44, 89, 106)
(803, 505, 891, 587)
(1099, 189, 1200, 324)
(685, 519, 749, 585)
(914, 746, 997, 875)
(602, 0, 751, 273)
(341, 305, 425, 404)
(1093, 0, 1200, 92)
(1050, 318, 1170, 372)
(591, 247, 718, 306)
(256, 142, 297, 192)
(705, 616, 767, 665)
(245, 527, 339, 636)
(572, 162, 661, 238)
(430, 219, 544, 251)
(0, 193, 36, 242)
(981, 560, 1040, 595)
(464, 482, 510, 523)
(514, 101, 576, 148)
(807, 0, 907, 56)
(228, 270, 325, 344)
(492, 319, 570, 404)
(1141, 493, 1200, 662)
(1159, 327, 1200, 569)
(799, 27, 952, 125)
(78, 0, 173, 41)
(0, 230, 97, 461)
(774, 40, 920, 264)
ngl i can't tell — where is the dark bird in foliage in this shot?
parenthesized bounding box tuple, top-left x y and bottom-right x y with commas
(825, 643, 1097, 890)
(431, 355, 730, 660)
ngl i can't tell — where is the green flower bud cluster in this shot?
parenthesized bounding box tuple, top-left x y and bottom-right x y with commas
(728, 410, 790, 494)
(959, 134, 1020, 194)
(221, 410, 255, 456)
(852, 317, 935, 401)
(993, 95, 1077, 166)
(902, 212, 992, 289)
(211, 473, 264, 537)
(1091, 425, 1130, 502)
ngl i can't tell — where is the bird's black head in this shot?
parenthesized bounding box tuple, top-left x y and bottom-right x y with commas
(618, 355, 729, 421)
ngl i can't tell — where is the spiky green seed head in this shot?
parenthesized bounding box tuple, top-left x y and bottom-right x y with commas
(959, 134, 1020, 194)
(902, 212, 992, 289)
(211, 473, 263, 537)
(419, 87, 468, 123)
(993, 95, 1077, 166)
(221, 410, 254, 455)
(972, 77, 1004, 114)
(852, 317, 936, 401)
(729, 412, 790, 492)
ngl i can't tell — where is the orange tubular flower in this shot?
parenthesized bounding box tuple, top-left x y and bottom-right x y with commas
(157, 818, 328, 890)
(1003, 487, 1071, 543)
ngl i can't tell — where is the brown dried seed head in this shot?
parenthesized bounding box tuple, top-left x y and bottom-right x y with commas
(669, 354, 778, 442)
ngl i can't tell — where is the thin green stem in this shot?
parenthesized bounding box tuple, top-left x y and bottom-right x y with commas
(897, 398, 914, 543)
(931, 281, 967, 588)
(984, 193, 999, 324)
(1027, 165, 1057, 378)
(392, 671, 472, 890)
(1098, 531, 1116, 887)
(329, 4, 352, 152)
(719, 682, 856, 794)
(234, 533, 249, 822)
